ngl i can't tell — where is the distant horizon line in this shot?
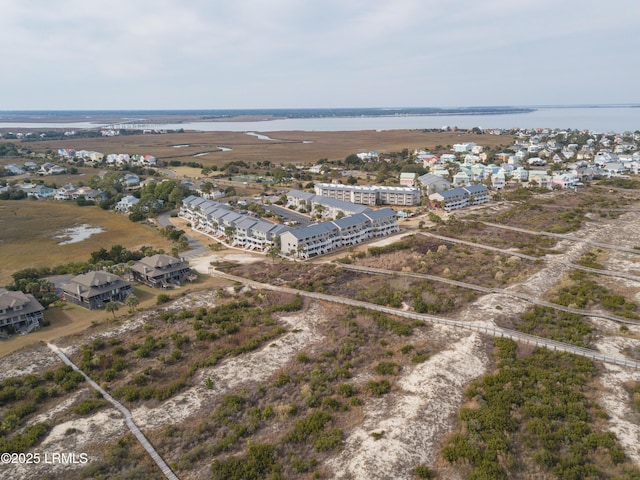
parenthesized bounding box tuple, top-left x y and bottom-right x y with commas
(1, 104, 639, 113)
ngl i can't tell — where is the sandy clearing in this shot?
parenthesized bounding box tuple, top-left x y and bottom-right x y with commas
(327, 331, 489, 480)
(29, 389, 88, 426)
(4, 409, 127, 480)
(597, 363, 640, 465)
(0, 344, 60, 381)
(189, 252, 264, 274)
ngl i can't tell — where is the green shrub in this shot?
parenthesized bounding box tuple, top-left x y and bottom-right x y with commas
(337, 383, 357, 398)
(414, 464, 435, 479)
(210, 443, 281, 480)
(286, 411, 332, 444)
(156, 294, 171, 305)
(366, 380, 391, 396)
(374, 362, 399, 376)
(72, 399, 108, 415)
(313, 428, 343, 451)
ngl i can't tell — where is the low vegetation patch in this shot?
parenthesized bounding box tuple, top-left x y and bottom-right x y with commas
(442, 338, 639, 479)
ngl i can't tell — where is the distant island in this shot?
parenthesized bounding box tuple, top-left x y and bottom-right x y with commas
(0, 107, 535, 124)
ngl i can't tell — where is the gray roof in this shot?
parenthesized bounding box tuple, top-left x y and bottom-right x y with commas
(131, 255, 189, 278)
(437, 187, 467, 199)
(418, 173, 450, 186)
(0, 291, 44, 320)
(285, 222, 337, 240)
(463, 184, 488, 194)
(236, 218, 258, 230)
(63, 271, 131, 297)
(287, 189, 315, 200)
(362, 208, 396, 220)
(314, 196, 369, 213)
(135, 254, 184, 269)
(219, 211, 243, 223)
(251, 219, 279, 233)
(182, 195, 198, 205)
(332, 213, 369, 229)
(269, 224, 291, 236)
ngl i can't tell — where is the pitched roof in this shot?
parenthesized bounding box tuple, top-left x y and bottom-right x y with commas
(418, 173, 450, 186)
(287, 189, 315, 200)
(437, 187, 468, 199)
(284, 222, 337, 240)
(463, 185, 488, 194)
(137, 254, 184, 269)
(0, 290, 44, 318)
(63, 271, 130, 297)
(313, 196, 370, 213)
(362, 208, 396, 220)
(331, 213, 369, 229)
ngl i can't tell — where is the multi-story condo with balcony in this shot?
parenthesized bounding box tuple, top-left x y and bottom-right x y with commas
(313, 183, 421, 206)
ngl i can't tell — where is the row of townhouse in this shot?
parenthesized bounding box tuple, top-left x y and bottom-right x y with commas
(313, 183, 421, 206)
(279, 208, 399, 259)
(286, 190, 370, 218)
(181, 195, 400, 259)
(428, 185, 490, 211)
(180, 196, 290, 251)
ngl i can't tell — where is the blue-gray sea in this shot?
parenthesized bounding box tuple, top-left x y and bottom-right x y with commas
(0, 107, 638, 133)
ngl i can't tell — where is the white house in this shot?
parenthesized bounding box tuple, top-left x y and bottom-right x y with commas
(115, 195, 139, 213)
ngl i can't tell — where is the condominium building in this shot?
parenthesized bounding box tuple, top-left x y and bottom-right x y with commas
(279, 208, 399, 259)
(180, 196, 289, 251)
(314, 183, 420, 206)
(181, 195, 400, 259)
(428, 185, 489, 211)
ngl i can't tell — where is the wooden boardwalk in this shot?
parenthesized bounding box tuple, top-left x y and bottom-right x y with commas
(47, 343, 180, 480)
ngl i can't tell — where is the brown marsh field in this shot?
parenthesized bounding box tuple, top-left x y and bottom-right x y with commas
(0, 200, 174, 285)
(21, 129, 513, 167)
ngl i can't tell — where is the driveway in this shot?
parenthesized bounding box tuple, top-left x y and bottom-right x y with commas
(157, 211, 209, 259)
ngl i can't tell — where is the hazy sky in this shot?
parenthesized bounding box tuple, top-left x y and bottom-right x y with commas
(1, 0, 638, 110)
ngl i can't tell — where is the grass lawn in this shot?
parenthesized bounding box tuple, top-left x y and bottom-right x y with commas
(0, 200, 174, 285)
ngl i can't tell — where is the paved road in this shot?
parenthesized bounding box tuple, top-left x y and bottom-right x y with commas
(210, 270, 640, 370)
(157, 210, 209, 259)
(264, 204, 312, 227)
(47, 343, 180, 480)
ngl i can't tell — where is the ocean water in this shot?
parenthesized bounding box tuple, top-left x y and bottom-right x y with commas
(1, 107, 638, 133)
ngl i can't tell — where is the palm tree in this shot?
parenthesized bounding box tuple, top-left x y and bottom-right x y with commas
(105, 301, 120, 319)
(267, 245, 280, 263)
(125, 295, 139, 313)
